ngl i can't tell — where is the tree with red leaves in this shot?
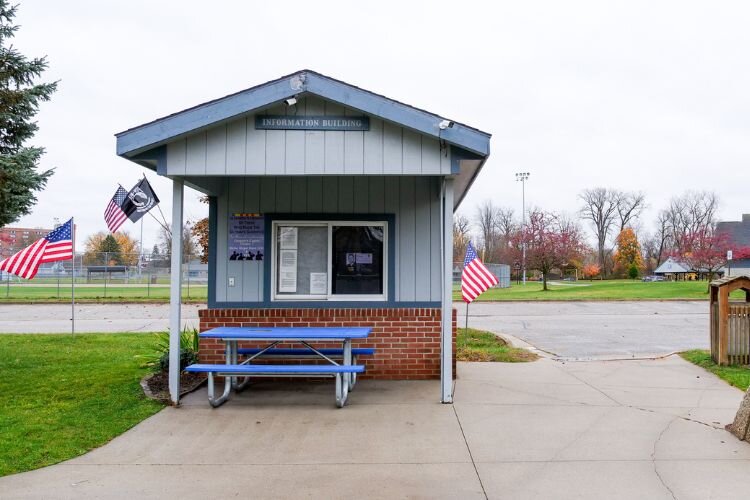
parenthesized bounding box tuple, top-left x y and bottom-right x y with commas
(676, 229, 731, 291)
(511, 210, 587, 291)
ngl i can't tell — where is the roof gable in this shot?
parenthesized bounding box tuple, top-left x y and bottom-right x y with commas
(116, 70, 491, 158)
(654, 257, 691, 274)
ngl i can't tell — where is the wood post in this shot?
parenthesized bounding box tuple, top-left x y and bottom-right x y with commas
(718, 287, 729, 365)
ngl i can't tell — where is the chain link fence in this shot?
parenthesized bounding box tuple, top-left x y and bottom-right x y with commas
(1, 252, 207, 300)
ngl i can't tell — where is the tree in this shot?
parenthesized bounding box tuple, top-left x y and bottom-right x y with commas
(84, 231, 139, 266)
(616, 191, 646, 234)
(579, 188, 619, 276)
(613, 228, 644, 277)
(663, 191, 719, 254)
(0, 2, 58, 227)
(452, 213, 471, 262)
(579, 188, 647, 277)
(190, 196, 210, 264)
(676, 228, 730, 291)
(99, 234, 122, 265)
(583, 263, 601, 280)
(159, 223, 198, 259)
(475, 200, 498, 260)
(191, 217, 209, 264)
(511, 210, 586, 291)
(628, 263, 639, 280)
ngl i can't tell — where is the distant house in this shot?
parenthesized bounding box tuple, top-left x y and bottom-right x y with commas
(717, 214, 750, 277)
(654, 257, 694, 280)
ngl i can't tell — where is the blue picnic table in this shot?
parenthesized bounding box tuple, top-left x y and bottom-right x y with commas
(186, 326, 373, 408)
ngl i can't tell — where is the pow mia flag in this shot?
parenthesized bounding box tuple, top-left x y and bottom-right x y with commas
(122, 177, 160, 223)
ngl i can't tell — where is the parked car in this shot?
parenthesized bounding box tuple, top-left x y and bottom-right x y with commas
(642, 275, 665, 282)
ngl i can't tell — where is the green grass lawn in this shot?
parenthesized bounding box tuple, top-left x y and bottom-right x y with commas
(457, 327, 538, 362)
(453, 279, 741, 301)
(680, 350, 750, 391)
(0, 334, 165, 477)
(0, 285, 206, 303)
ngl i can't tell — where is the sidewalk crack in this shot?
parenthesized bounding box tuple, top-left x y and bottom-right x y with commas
(652, 417, 678, 500)
(452, 404, 488, 500)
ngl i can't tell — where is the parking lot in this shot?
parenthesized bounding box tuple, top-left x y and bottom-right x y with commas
(457, 300, 708, 360)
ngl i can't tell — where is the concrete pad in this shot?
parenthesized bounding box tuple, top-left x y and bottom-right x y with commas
(0, 463, 485, 500)
(456, 403, 676, 462)
(72, 402, 469, 466)
(2, 353, 750, 499)
(477, 461, 675, 500)
(656, 460, 750, 500)
(655, 417, 750, 460)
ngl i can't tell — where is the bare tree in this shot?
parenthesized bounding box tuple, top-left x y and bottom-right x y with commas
(475, 200, 498, 260)
(453, 213, 471, 261)
(664, 191, 719, 253)
(616, 191, 647, 233)
(578, 188, 619, 275)
(495, 207, 517, 240)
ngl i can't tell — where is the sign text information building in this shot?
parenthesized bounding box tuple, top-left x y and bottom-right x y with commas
(255, 115, 369, 131)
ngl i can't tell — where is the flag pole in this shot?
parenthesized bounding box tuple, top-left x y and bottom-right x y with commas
(71, 217, 75, 335)
(465, 302, 469, 331)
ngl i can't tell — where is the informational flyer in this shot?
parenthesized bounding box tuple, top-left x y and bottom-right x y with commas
(309, 272, 328, 294)
(278, 249, 298, 292)
(279, 227, 298, 249)
(228, 214, 264, 261)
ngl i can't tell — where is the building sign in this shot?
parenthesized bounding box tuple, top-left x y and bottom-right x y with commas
(228, 214, 264, 261)
(255, 115, 370, 131)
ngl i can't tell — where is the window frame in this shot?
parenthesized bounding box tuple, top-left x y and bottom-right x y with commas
(270, 219, 388, 302)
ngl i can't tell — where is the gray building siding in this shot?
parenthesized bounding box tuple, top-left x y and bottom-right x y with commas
(166, 96, 451, 177)
(212, 175, 442, 305)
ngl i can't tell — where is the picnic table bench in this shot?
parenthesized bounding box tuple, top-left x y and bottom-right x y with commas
(185, 326, 373, 408)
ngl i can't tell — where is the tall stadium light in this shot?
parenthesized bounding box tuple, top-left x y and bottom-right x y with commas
(515, 172, 530, 285)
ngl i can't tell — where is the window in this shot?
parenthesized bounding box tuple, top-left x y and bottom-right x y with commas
(272, 220, 387, 301)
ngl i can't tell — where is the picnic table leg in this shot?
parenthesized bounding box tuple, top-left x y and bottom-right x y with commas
(335, 373, 349, 408)
(207, 372, 232, 407)
(343, 339, 355, 391)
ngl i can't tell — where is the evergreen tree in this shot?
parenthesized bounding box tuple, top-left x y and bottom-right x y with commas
(0, 1, 57, 227)
(100, 234, 122, 265)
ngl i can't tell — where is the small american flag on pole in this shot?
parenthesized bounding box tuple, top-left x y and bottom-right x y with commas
(105, 186, 128, 233)
(0, 218, 74, 280)
(461, 242, 498, 303)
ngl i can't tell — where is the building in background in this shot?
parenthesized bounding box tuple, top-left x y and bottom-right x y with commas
(0, 226, 53, 259)
(718, 214, 750, 277)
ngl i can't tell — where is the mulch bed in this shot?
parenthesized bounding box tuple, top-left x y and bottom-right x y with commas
(141, 370, 205, 404)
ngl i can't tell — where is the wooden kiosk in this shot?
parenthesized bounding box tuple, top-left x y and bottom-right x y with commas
(710, 276, 750, 365)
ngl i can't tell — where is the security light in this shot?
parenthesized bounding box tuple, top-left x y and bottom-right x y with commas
(438, 120, 454, 130)
(285, 97, 297, 107)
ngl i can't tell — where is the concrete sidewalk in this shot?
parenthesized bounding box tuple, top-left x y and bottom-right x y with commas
(1, 357, 748, 499)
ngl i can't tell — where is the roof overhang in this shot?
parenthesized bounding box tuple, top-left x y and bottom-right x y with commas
(116, 70, 491, 159)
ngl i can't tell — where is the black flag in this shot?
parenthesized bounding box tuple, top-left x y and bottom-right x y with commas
(122, 178, 160, 223)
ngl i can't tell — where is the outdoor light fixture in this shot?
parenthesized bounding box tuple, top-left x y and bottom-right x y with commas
(438, 120, 454, 130)
(284, 97, 297, 107)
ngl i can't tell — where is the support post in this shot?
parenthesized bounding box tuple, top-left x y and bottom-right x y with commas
(441, 178, 454, 403)
(169, 179, 184, 404)
(718, 287, 729, 365)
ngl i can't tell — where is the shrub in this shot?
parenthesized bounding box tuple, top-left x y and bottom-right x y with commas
(140, 326, 199, 372)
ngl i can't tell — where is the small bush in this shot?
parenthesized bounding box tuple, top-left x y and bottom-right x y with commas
(140, 326, 199, 372)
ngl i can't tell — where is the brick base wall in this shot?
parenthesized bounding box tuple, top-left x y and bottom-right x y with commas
(198, 308, 457, 380)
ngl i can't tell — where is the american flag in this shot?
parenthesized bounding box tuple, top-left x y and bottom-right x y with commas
(105, 186, 128, 233)
(0, 218, 74, 280)
(461, 242, 498, 303)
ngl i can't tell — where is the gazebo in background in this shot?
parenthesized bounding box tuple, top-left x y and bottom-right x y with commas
(710, 276, 750, 365)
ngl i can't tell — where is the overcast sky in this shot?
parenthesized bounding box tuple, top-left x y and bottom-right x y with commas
(11, 0, 750, 251)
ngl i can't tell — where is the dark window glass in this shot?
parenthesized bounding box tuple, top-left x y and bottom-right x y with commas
(332, 225, 384, 295)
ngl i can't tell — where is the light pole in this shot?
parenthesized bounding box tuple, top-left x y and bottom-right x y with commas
(515, 172, 530, 285)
